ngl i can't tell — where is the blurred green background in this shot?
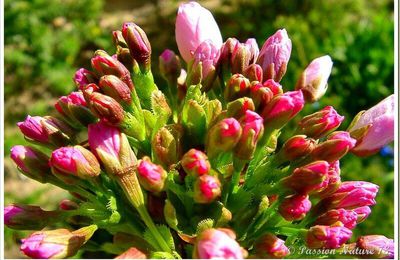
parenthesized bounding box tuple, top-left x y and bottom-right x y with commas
(4, 0, 394, 258)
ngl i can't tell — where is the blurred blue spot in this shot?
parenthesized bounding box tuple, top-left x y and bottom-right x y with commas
(388, 159, 394, 167)
(380, 146, 394, 157)
(312, 102, 320, 109)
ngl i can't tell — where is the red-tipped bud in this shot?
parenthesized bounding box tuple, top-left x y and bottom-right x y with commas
(296, 55, 333, 103)
(59, 199, 79, 211)
(353, 206, 371, 223)
(122, 22, 152, 70)
(73, 68, 96, 90)
(219, 38, 240, 76)
(355, 235, 394, 259)
(159, 49, 182, 80)
(262, 90, 304, 129)
(137, 157, 167, 193)
(115, 247, 147, 259)
(315, 208, 358, 229)
(4, 204, 60, 230)
(257, 29, 292, 82)
(226, 97, 255, 119)
(50, 146, 101, 183)
(312, 131, 356, 163)
(306, 225, 352, 249)
(224, 74, 251, 102)
(298, 106, 344, 139)
(234, 110, 264, 160)
(55, 92, 96, 126)
(254, 233, 290, 259)
(194, 175, 221, 204)
(279, 194, 312, 221)
(317, 160, 342, 198)
(244, 64, 263, 82)
(99, 75, 132, 106)
(88, 92, 124, 125)
(206, 118, 242, 157)
(181, 149, 210, 176)
(230, 39, 258, 74)
(282, 161, 330, 194)
(278, 135, 316, 162)
(249, 82, 272, 110)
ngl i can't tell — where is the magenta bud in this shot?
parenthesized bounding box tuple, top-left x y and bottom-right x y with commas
(99, 75, 132, 106)
(234, 110, 264, 160)
(159, 49, 182, 80)
(59, 199, 79, 211)
(55, 92, 95, 126)
(312, 131, 356, 162)
(306, 225, 352, 249)
(88, 92, 125, 125)
(193, 228, 246, 259)
(278, 135, 316, 162)
(224, 74, 251, 102)
(206, 118, 243, 157)
(181, 149, 211, 176)
(257, 29, 292, 82)
(245, 38, 260, 64)
(282, 161, 330, 194)
(73, 68, 96, 90)
(279, 194, 312, 221)
(194, 175, 221, 204)
(50, 146, 101, 183)
(296, 55, 333, 103)
(219, 38, 240, 76)
(137, 157, 167, 193)
(112, 30, 128, 48)
(349, 95, 394, 157)
(122, 22, 151, 70)
(355, 235, 394, 259)
(298, 106, 345, 139)
(244, 64, 263, 82)
(317, 160, 342, 198)
(5, 204, 59, 230)
(353, 206, 371, 223)
(262, 90, 304, 129)
(20, 225, 97, 259)
(254, 233, 290, 258)
(315, 208, 358, 229)
(17, 116, 49, 143)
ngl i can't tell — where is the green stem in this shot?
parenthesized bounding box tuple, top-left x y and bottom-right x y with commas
(223, 159, 245, 205)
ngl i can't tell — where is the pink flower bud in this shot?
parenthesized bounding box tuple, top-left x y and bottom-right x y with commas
(244, 64, 263, 82)
(226, 97, 255, 119)
(115, 247, 147, 259)
(319, 181, 379, 210)
(17, 116, 49, 143)
(50, 146, 101, 182)
(282, 161, 330, 194)
(315, 208, 358, 229)
(230, 39, 258, 74)
(224, 73, 251, 102)
(112, 30, 128, 48)
(194, 175, 221, 203)
(254, 233, 290, 258)
(356, 235, 394, 259)
(317, 160, 342, 198)
(279, 194, 312, 221)
(257, 29, 292, 82)
(55, 92, 95, 126)
(121, 22, 151, 69)
(312, 131, 356, 162)
(20, 225, 97, 259)
(159, 49, 182, 80)
(206, 118, 242, 157)
(73, 68, 96, 90)
(175, 2, 223, 62)
(296, 55, 333, 103)
(353, 206, 371, 223)
(99, 75, 132, 106)
(88, 92, 125, 125)
(4, 204, 59, 230)
(245, 38, 259, 64)
(298, 106, 345, 139)
(306, 225, 352, 249)
(193, 228, 246, 259)
(181, 149, 210, 176)
(234, 110, 264, 160)
(137, 157, 167, 193)
(59, 199, 79, 211)
(349, 95, 394, 156)
(278, 135, 316, 162)
(262, 90, 304, 129)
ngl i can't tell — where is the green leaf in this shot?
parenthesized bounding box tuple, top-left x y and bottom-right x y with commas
(150, 251, 175, 259)
(196, 218, 214, 235)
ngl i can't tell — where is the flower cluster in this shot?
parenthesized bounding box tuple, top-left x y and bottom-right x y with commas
(6, 1, 395, 259)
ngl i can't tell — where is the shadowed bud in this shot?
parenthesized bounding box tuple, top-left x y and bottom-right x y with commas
(175, 2, 223, 63)
(257, 29, 291, 82)
(224, 74, 251, 102)
(152, 125, 183, 168)
(159, 49, 182, 81)
(181, 149, 210, 176)
(137, 157, 167, 193)
(315, 208, 358, 229)
(244, 64, 263, 82)
(99, 75, 132, 106)
(122, 22, 151, 70)
(279, 194, 312, 221)
(262, 90, 304, 129)
(10, 145, 50, 183)
(306, 225, 352, 249)
(312, 131, 356, 162)
(194, 175, 221, 203)
(234, 110, 264, 160)
(116, 247, 147, 259)
(317, 160, 341, 198)
(59, 199, 79, 211)
(230, 39, 257, 74)
(4, 204, 60, 230)
(298, 106, 344, 139)
(112, 30, 128, 48)
(193, 228, 246, 259)
(254, 233, 290, 258)
(219, 38, 240, 78)
(20, 225, 97, 259)
(348, 95, 394, 157)
(206, 118, 242, 157)
(55, 92, 96, 126)
(296, 55, 333, 103)
(50, 146, 101, 183)
(353, 206, 371, 223)
(355, 235, 394, 259)
(226, 97, 255, 119)
(278, 135, 316, 162)
(282, 161, 330, 194)
(73, 68, 96, 90)
(88, 92, 124, 125)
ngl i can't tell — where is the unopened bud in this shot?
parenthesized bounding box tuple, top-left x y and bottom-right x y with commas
(181, 149, 210, 176)
(279, 194, 312, 221)
(122, 22, 152, 70)
(254, 233, 290, 258)
(224, 74, 251, 102)
(194, 175, 221, 204)
(278, 135, 316, 162)
(88, 92, 125, 125)
(311, 131, 356, 162)
(99, 75, 132, 106)
(152, 124, 183, 168)
(137, 157, 167, 193)
(355, 235, 394, 259)
(55, 92, 96, 126)
(116, 247, 147, 259)
(226, 97, 255, 119)
(74, 68, 96, 90)
(159, 49, 181, 81)
(353, 206, 371, 223)
(244, 64, 263, 82)
(315, 208, 358, 229)
(306, 225, 352, 249)
(4, 204, 60, 230)
(206, 118, 242, 157)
